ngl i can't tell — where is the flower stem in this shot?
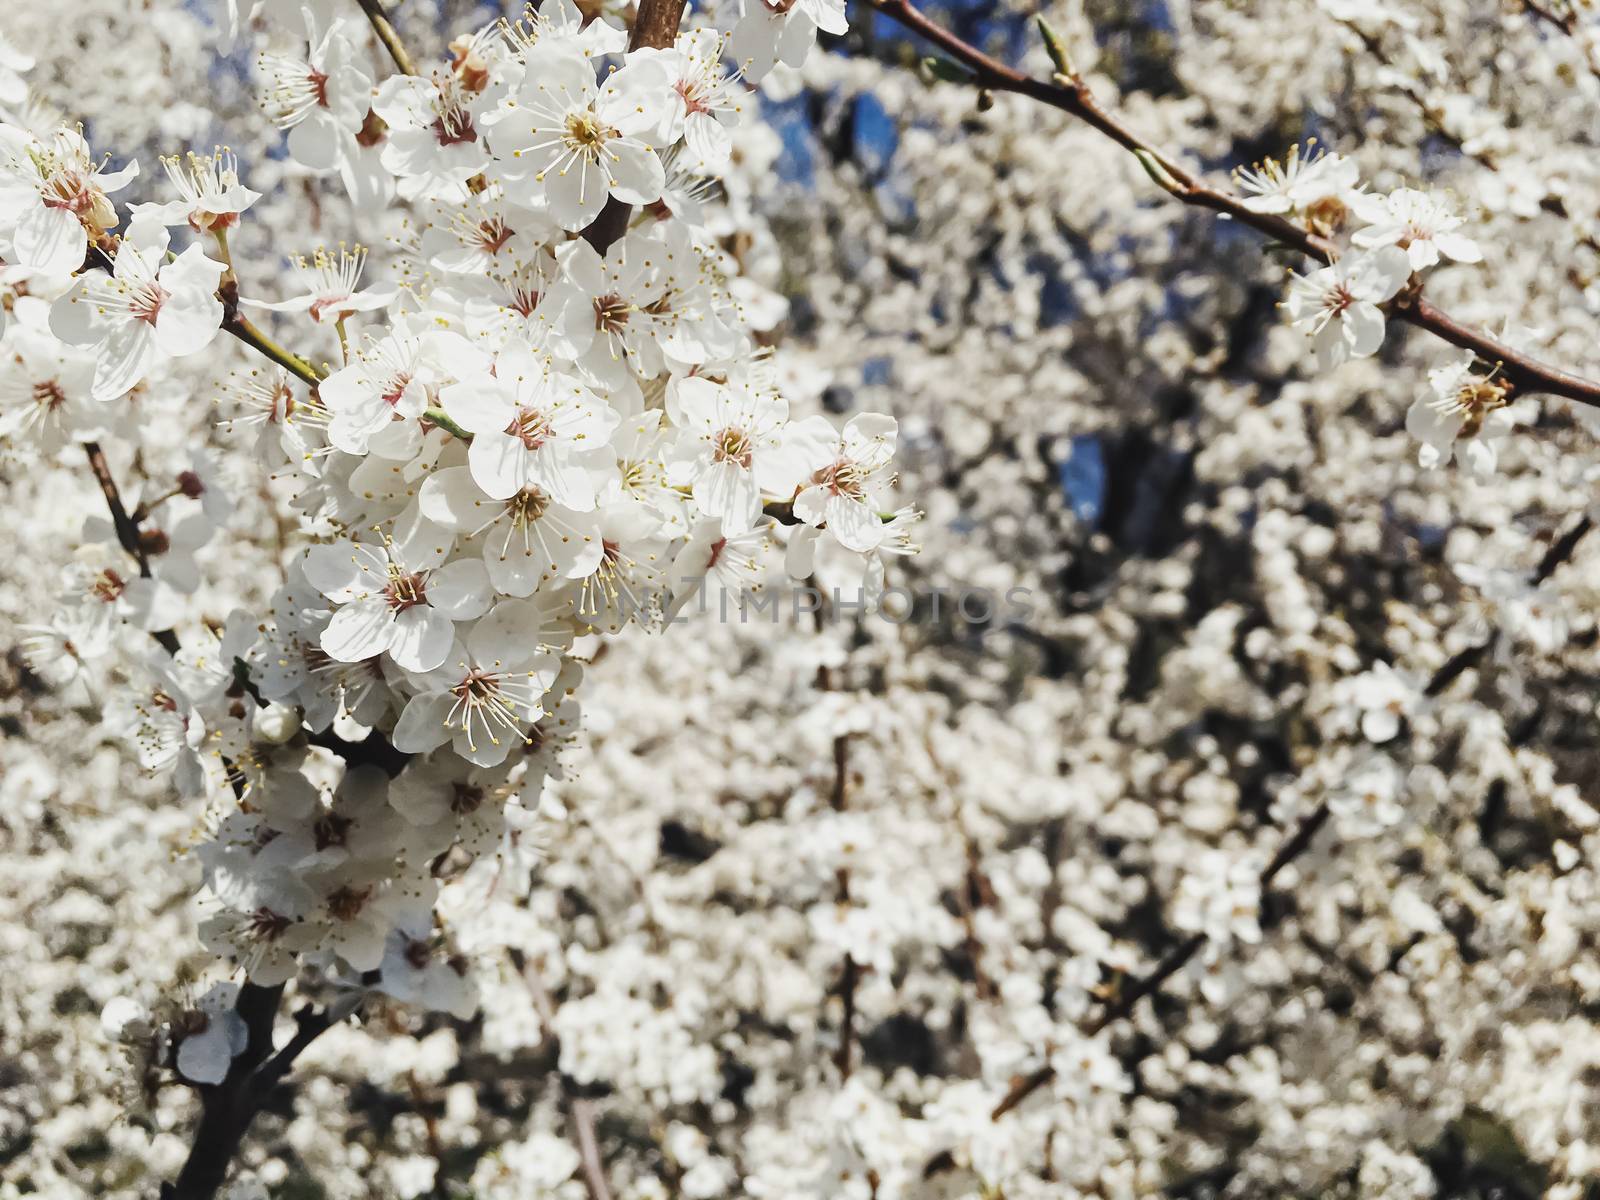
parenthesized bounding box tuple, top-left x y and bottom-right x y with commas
(421, 407, 472, 441)
(223, 314, 325, 385)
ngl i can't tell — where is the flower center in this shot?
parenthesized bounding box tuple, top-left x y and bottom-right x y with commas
(247, 908, 291, 942)
(564, 111, 612, 153)
(129, 283, 169, 326)
(380, 372, 413, 408)
(1321, 283, 1354, 317)
(326, 885, 370, 921)
(812, 458, 865, 499)
(383, 569, 430, 611)
(432, 109, 478, 147)
(32, 379, 67, 410)
(1434, 377, 1510, 438)
(41, 169, 93, 215)
(313, 812, 352, 850)
(1303, 196, 1347, 235)
(712, 427, 754, 468)
(451, 783, 485, 814)
(504, 406, 552, 450)
(593, 292, 630, 334)
(476, 217, 512, 254)
(93, 568, 126, 603)
(674, 79, 713, 117)
(505, 487, 550, 525)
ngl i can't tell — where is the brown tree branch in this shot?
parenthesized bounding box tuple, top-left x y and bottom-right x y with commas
(84, 441, 183, 656)
(355, 0, 418, 76)
(579, 0, 688, 253)
(162, 991, 349, 1200)
(864, 0, 1600, 409)
(988, 802, 1334, 1121)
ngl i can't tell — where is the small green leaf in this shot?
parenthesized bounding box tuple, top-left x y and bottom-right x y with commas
(922, 56, 975, 85)
(1133, 148, 1184, 194)
(1036, 17, 1076, 78)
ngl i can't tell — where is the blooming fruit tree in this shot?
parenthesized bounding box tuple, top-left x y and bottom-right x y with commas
(7, 0, 1600, 1196)
(3, 0, 901, 1192)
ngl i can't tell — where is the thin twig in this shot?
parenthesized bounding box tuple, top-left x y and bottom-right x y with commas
(355, 0, 418, 76)
(510, 949, 614, 1200)
(988, 802, 1334, 1120)
(223, 312, 326, 385)
(84, 441, 182, 655)
(864, 0, 1600, 408)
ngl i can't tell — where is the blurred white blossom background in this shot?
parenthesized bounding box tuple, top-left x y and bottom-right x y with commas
(3, 0, 1600, 1198)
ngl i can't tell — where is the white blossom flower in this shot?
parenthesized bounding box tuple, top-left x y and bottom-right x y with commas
(0, 324, 100, 452)
(302, 527, 491, 674)
(1173, 849, 1262, 946)
(173, 982, 249, 1085)
(0, 125, 137, 275)
(126, 148, 260, 239)
(319, 322, 480, 455)
(1405, 352, 1515, 474)
(243, 244, 394, 325)
(791, 413, 898, 552)
(572, 501, 670, 633)
(372, 71, 493, 200)
(49, 226, 224, 400)
(483, 45, 670, 231)
(440, 350, 619, 508)
(1351, 187, 1483, 270)
(1283, 246, 1410, 370)
(726, 0, 849, 82)
(500, 0, 626, 61)
(418, 465, 604, 596)
(646, 29, 745, 174)
(667, 375, 789, 534)
(376, 918, 476, 1018)
(1328, 755, 1407, 837)
(258, 15, 373, 172)
(391, 619, 562, 768)
(1234, 142, 1362, 227)
(1333, 661, 1415, 743)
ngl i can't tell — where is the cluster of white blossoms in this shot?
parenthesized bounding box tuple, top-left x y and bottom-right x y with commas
(0, 0, 902, 1083)
(1248, 144, 1525, 476)
(7, 0, 1600, 1197)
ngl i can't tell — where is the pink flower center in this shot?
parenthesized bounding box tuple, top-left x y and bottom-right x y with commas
(812, 458, 865, 499)
(380, 372, 413, 408)
(129, 283, 169, 326)
(505, 406, 551, 450)
(307, 69, 331, 108)
(32, 379, 67, 410)
(476, 217, 513, 254)
(432, 110, 478, 146)
(42, 170, 93, 215)
(309, 293, 352, 323)
(674, 79, 712, 117)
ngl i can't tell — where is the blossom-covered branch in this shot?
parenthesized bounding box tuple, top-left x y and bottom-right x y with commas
(865, 0, 1600, 409)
